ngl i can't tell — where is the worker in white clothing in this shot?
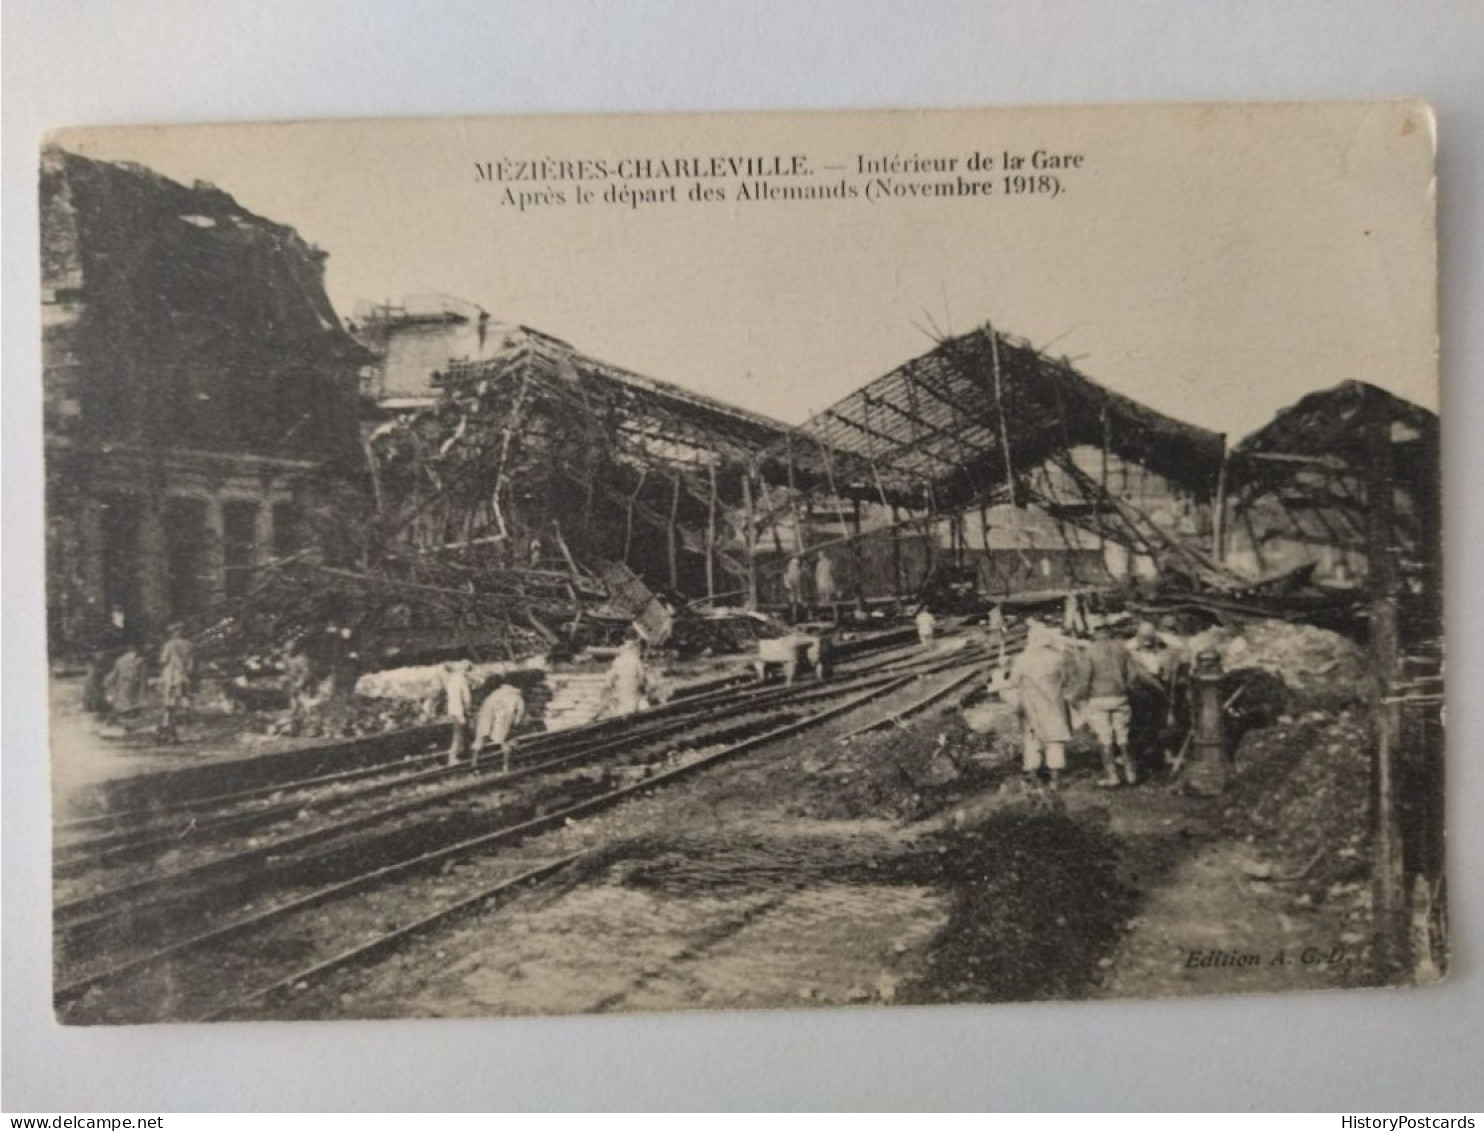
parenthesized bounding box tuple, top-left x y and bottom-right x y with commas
(915, 605, 938, 648)
(815, 552, 839, 622)
(473, 681, 527, 772)
(782, 555, 805, 623)
(606, 637, 649, 716)
(442, 659, 475, 766)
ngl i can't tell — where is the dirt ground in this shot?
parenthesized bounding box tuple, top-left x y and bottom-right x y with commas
(266, 635, 1425, 1022)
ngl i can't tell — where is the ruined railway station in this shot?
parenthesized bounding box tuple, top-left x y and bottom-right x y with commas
(44, 149, 1445, 1024)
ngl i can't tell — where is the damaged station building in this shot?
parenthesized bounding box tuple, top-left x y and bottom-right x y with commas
(45, 150, 1446, 1021)
(41, 151, 1438, 667)
(41, 148, 368, 650)
(352, 309, 1229, 626)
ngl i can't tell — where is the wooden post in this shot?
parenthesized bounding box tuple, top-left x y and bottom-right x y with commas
(1365, 388, 1408, 978)
(1099, 405, 1110, 554)
(816, 438, 860, 605)
(623, 466, 647, 564)
(742, 466, 759, 610)
(921, 509, 937, 586)
(667, 473, 681, 590)
(1211, 434, 1228, 563)
(852, 496, 864, 599)
(136, 494, 172, 637)
(202, 495, 226, 608)
(705, 460, 718, 601)
(785, 435, 807, 554)
(979, 503, 994, 595)
(253, 500, 276, 574)
(890, 503, 904, 601)
(988, 325, 1019, 508)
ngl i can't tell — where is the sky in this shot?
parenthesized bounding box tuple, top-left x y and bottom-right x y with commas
(54, 103, 1438, 440)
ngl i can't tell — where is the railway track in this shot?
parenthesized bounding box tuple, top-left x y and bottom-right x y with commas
(53, 633, 945, 874)
(53, 662, 932, 933)
(54, 673, 831, 874)
(59, 627, 928, 824)
(55, 641, 993, 1023)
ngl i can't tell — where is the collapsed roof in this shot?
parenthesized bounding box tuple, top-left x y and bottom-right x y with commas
(436, 324, 802, 471)
(1232, 379, 1437, 476)
(365, 325, 854, 599)
(1227, 380, 1440, 568)
(790, 324, 1227, 512)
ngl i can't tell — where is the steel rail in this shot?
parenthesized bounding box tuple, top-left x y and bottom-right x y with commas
(52, 666, 841, 870)
(203, 655, 995, 1022)
(57, 631, 932, 834)
(56, 665, 934, 1010)
(196, 852, 591, 1022)
(55, 649, 981, 940)
(56, 633, 938, 861)
(834, 664, 991, 743)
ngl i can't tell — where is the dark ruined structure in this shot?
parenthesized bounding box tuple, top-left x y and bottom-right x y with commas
(363, 324, 831, 609)
(361, 320, 1245, 629)
(1225, 380, 1443, 975)
(39, 147, 1436, 672)
(41, 149, 369, 650)
(1224, 380, 1441, 606)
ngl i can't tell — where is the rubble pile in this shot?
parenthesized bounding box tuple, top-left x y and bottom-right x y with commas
(1226, 709, 1381, 980)
(1241, 712, 1371, 869)
(1199, 619, 1367, 710)
(254, 695, 429, 740)
(354, 657, 549, 703)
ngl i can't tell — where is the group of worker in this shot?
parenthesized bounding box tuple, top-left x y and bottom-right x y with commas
(1008, 614, 1183, 791)
(84, 622, 197, 744)
(440, 634, 653, 771)
(781, 551, 840, 623)
(440, 658, 529, 771)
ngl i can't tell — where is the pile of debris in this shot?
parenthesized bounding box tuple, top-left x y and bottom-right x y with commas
(1221, 708, 1385, 983)
(1198, 619, 1367, 710)
(253, 695, 430, 741)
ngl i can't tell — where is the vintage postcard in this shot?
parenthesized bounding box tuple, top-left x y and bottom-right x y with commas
(42, 103, 1442, 1025)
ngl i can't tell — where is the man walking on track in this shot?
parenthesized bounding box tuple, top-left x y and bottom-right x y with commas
(474, 681, 527, 771)
(443, 659, 475, 766)
(606, 637, 649, 716)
